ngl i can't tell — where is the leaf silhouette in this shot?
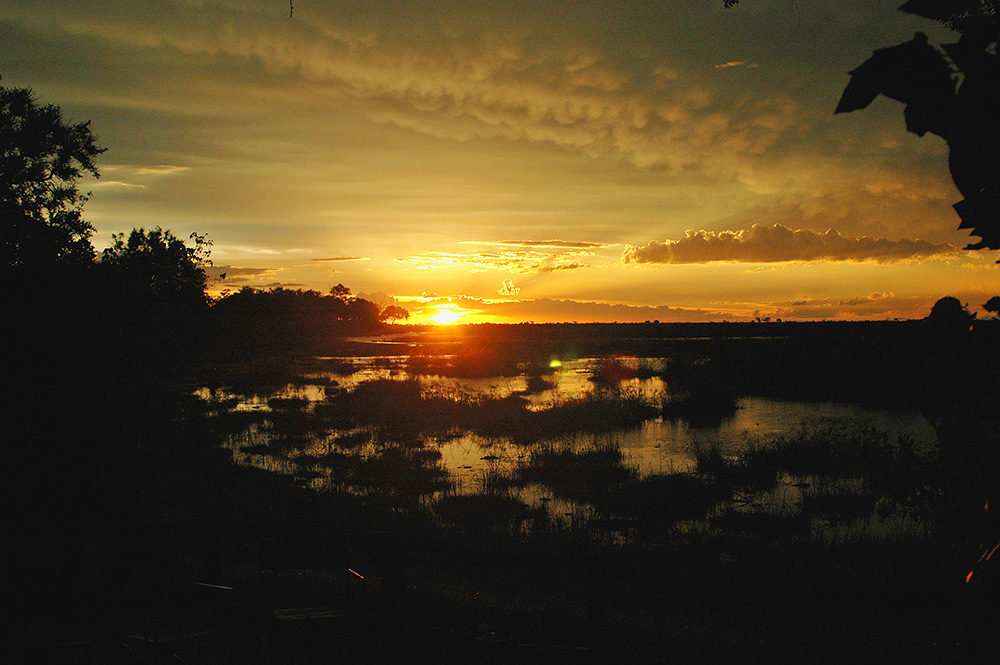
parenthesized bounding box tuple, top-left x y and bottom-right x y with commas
(835, 28, 998, 256)
(898, 0, 983, 22)
(835, 33, 955, 138)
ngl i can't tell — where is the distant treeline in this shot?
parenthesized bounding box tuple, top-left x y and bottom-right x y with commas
(209, 286, 390, 356)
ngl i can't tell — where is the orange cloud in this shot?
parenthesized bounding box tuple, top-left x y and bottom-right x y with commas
(622, 224, 954, 264)
(397, 239, 599, 273)
(498, 279, 520, 296)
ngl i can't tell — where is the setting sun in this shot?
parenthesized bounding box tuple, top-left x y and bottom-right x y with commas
(430, 306, 463, 325)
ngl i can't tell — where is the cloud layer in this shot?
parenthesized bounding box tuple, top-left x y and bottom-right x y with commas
(397, 239, 599, 273)
(622, 224, 954, 264)
(2, 1, 989, 322)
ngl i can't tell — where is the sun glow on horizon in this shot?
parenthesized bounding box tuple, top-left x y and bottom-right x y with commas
(430, 306, 464, 325)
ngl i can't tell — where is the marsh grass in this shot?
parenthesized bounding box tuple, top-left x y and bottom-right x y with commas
(800, 477, 879, 524)
(689, 437, 781, 494)
(686, 427, 945, 559)
(660, 386, 739, 426)
(515, 442, 636, 509)
(610, 473, 730, 538)
(322, 445, 451, 503)
(407, 350, 525, 378)
(476, 464, 523, 494)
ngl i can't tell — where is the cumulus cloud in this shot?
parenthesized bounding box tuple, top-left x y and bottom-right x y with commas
(837, 292, 894, 307)
(764, 293, 930, 321)
(537, 262, 588, 272)
(498, 279, 520, 296)
(621, 224, 955, 264)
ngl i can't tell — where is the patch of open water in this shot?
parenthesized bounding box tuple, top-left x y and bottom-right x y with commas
(203, 355, 936, 495)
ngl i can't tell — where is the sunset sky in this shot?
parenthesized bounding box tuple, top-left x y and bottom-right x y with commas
(3, 0, 997, 323)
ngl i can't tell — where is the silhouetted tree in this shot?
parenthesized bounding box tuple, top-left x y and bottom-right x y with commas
(923, 295, 977, 353)
(95, 227, 213, 362)
(99, 226, 212, 309)
(1, 78, 105, 275)
(929, 294, 976, 322)
(379, 304, 410, 323)
(330, 282, 352, 298)
(211, 285, 384, 355)
(346, 294, 380, 323)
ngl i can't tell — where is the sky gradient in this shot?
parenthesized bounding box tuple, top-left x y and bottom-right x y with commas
(3, 0, 997, 323)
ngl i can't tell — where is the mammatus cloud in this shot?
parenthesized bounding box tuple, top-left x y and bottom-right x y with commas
(5, 1, 812, 174)
(621, 224, 955, 264)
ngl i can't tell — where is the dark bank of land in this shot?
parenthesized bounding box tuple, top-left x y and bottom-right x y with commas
(322, 318, 996, 411)
(6, 315, 1000, 664)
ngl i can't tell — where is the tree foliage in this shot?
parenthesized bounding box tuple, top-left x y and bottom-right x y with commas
(99, 226, 212, 309)
(1, 79, 105, 273)
(211, 286, 386, 353)
(379, 304, 410, 323)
